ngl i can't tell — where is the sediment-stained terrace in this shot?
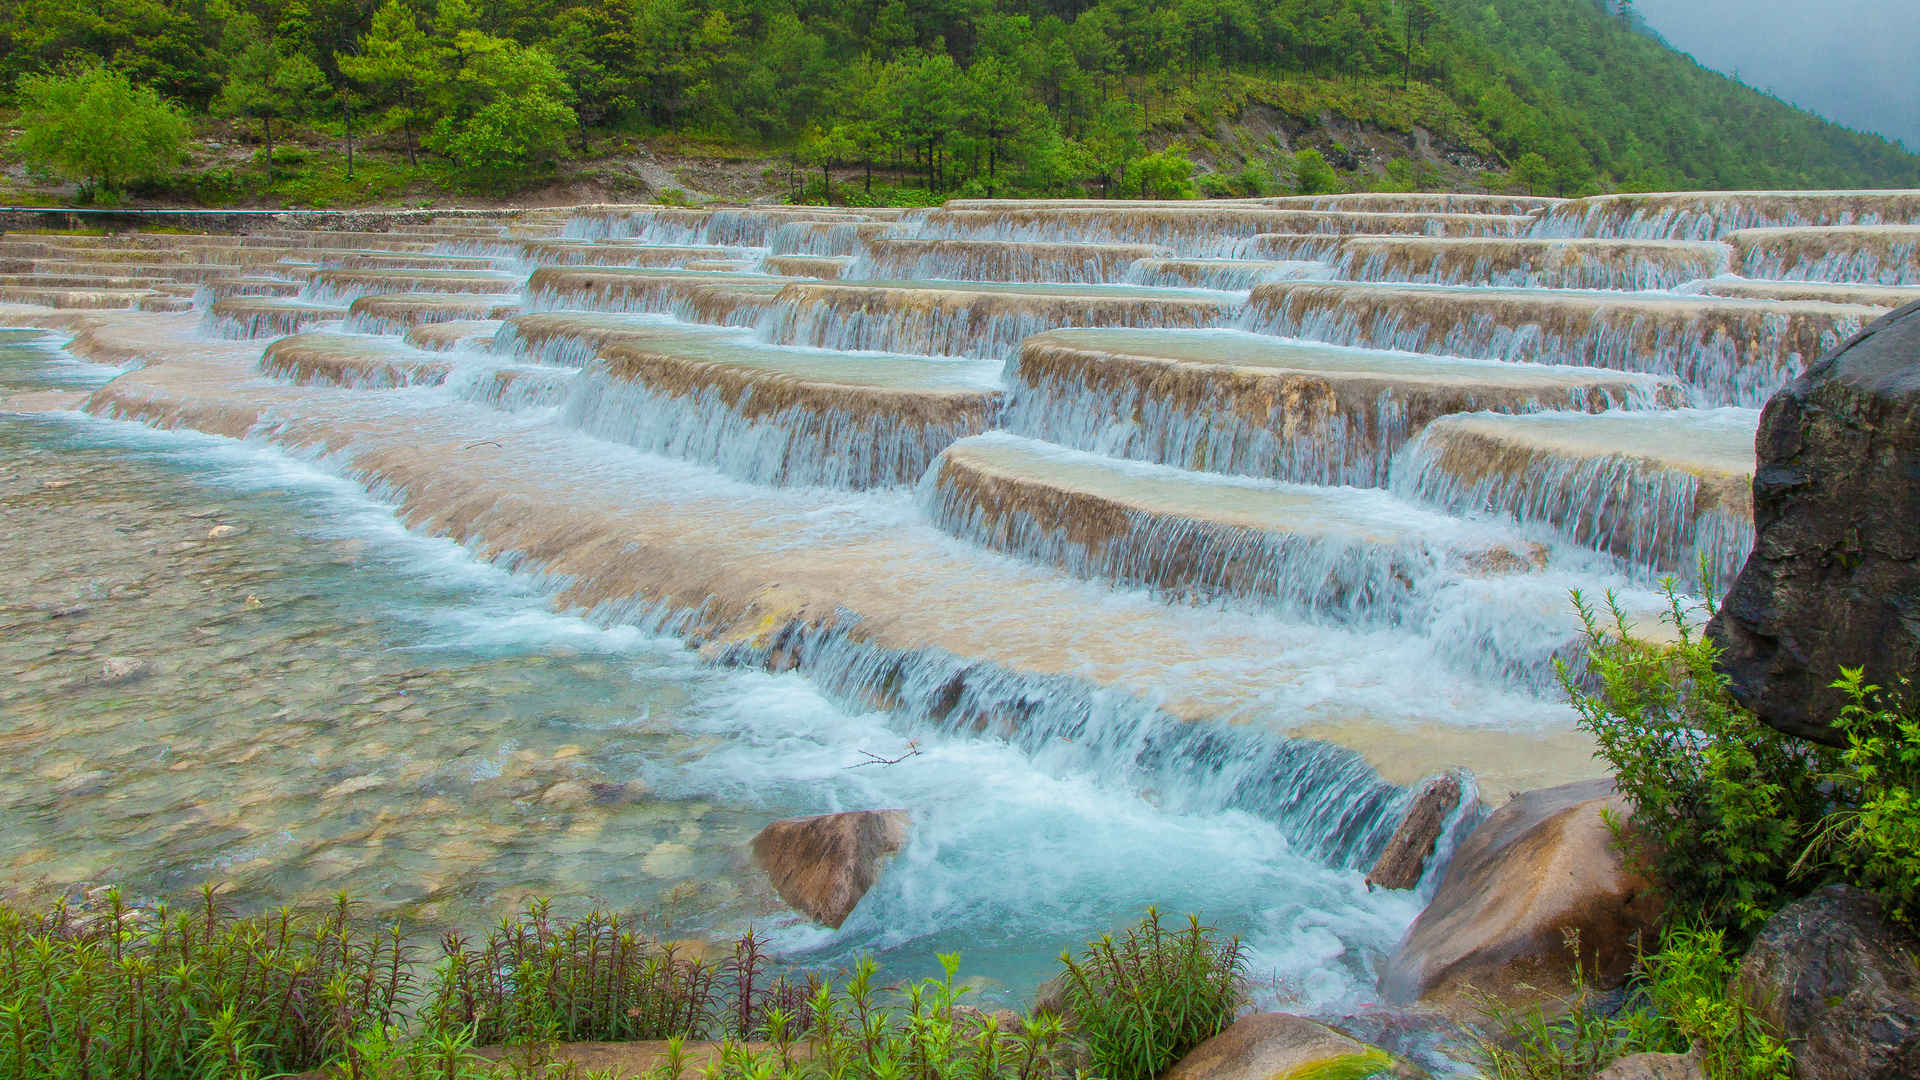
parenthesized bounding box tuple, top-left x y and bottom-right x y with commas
(6, 187, 1917, 818)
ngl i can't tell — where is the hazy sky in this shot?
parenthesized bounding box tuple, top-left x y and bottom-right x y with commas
(1632, 0, 1919, 150)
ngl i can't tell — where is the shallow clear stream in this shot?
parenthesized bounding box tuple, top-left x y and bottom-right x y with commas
(0, 330, 1421, 1009)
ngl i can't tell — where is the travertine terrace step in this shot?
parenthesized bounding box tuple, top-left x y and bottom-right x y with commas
(1265, 193, 1565, 215)
(1124, 259, 1323, 290)
(1698, 279, 1920, 308)
(855, 238, 1171, 284)
(1243, 281, 1878, 406)
(344, 293, 521, 332)
(259, 332, 452, 389)
(924, 432, 1547, 624)
(1004, 328, 1683, 486)
(249, 230, 443, 250)
(768, 221, 899, 257)
(758, 281, 1239, 358)
(1531, 190, 1920, 240)
(496, 312, 689, 366)
(0, 273, 173, 290)
(564, 322, 1004, 487)
(524, 267, 788, 326)
(205, 297, 348, 338)
(312, 251, 510, 271)
(1237, 234, 1352, 261)
(1330, 237, 1728, 290)
(19, 261, 258, 283)
(455, 362, 576, 411)
(405, 319, 506, 352)
(0, 287, 156, 309)
(565, 206, 900, 245)
(761, 255, 852, 280)
(918, 206, 1534, 251)
(1726, 225, 1920, 285)
(56, 311, 1599, 794)
(198, 276, 305, 300)
(306, 268, 522, 301)
(1392, 408, 1758, 580)
(518, 241, 752, 267)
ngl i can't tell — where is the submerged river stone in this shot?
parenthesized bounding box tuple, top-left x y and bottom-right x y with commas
(1709, 299, 1920, 743)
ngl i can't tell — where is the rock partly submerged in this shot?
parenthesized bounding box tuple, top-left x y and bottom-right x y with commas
(750, 809, 910, 929)
(1381, 778, 1661, 1009)
(1365, 773, 1464, 891)
(1710, 298, 1920, 743)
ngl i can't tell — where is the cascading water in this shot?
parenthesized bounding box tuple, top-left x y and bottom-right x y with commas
(8, 189, 1909, 1028)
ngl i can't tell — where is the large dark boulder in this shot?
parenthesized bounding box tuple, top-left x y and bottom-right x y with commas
(1735, 884, 1920, 1080)
(1709, 299, 1920, 744)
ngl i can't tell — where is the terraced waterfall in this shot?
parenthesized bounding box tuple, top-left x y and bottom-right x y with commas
(3, 189, 1916, 1010)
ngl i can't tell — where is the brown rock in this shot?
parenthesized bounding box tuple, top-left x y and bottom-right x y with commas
(750, 809, 909, 929)
(1381, 779, 1661, 1008)
(1709, 299, 1920, 744)
(1735, 884, 1920, 1080)
(1162, 1013, 1393, 1080)
(1591, 1049, 1704, 1080)
(1366, 773, 1464, 891)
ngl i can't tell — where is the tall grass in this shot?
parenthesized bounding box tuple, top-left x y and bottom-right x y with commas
(0, 887, 407, 1079)
(1054, 909, 1246, 1080)
(0, 892, 1247, 1080)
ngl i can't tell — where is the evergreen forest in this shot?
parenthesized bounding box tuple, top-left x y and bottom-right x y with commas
(2, 0, 1915, 204)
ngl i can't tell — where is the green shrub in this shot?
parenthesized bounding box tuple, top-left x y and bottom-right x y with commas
(1473, 927, 1790, 1080)
(1557, 586, 1842, 934)
(1823, 670, 1920, 926)
(1291, 149, 1340, 195)
(11, 66, 190, 202)
(1054, 909, 1244, 1080)
(1130, 146, 1197, 199)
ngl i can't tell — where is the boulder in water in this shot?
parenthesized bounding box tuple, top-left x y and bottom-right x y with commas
(1709, 299, 1920, 744)
(750, 809, 909, 929)
(1735, 884, 1920, 1080)
(1160, 1012, 1391, 1080)
(1366, 773, 1464, 891)
(1380, 778, 1661, 1008)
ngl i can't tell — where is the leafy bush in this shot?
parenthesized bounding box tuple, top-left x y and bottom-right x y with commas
(11, 66, 190, 202)
(1823, 670, 1920, 926)
(1473, 927, 1790, 1080)
(1291, 149, 1340, 195)
(1557, 587, 1841, 934)
(1129, 146, 1197, 199)
(1054, 909, 1245, 1080)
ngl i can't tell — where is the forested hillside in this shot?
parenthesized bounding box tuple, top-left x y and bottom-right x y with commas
(1, 0, 1914, 205)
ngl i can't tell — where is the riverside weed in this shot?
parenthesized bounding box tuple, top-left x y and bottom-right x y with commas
(1054, 908, 1244, 1080)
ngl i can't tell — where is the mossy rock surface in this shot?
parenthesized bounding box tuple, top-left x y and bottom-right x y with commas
(1163, 1013, 1394, 1080)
